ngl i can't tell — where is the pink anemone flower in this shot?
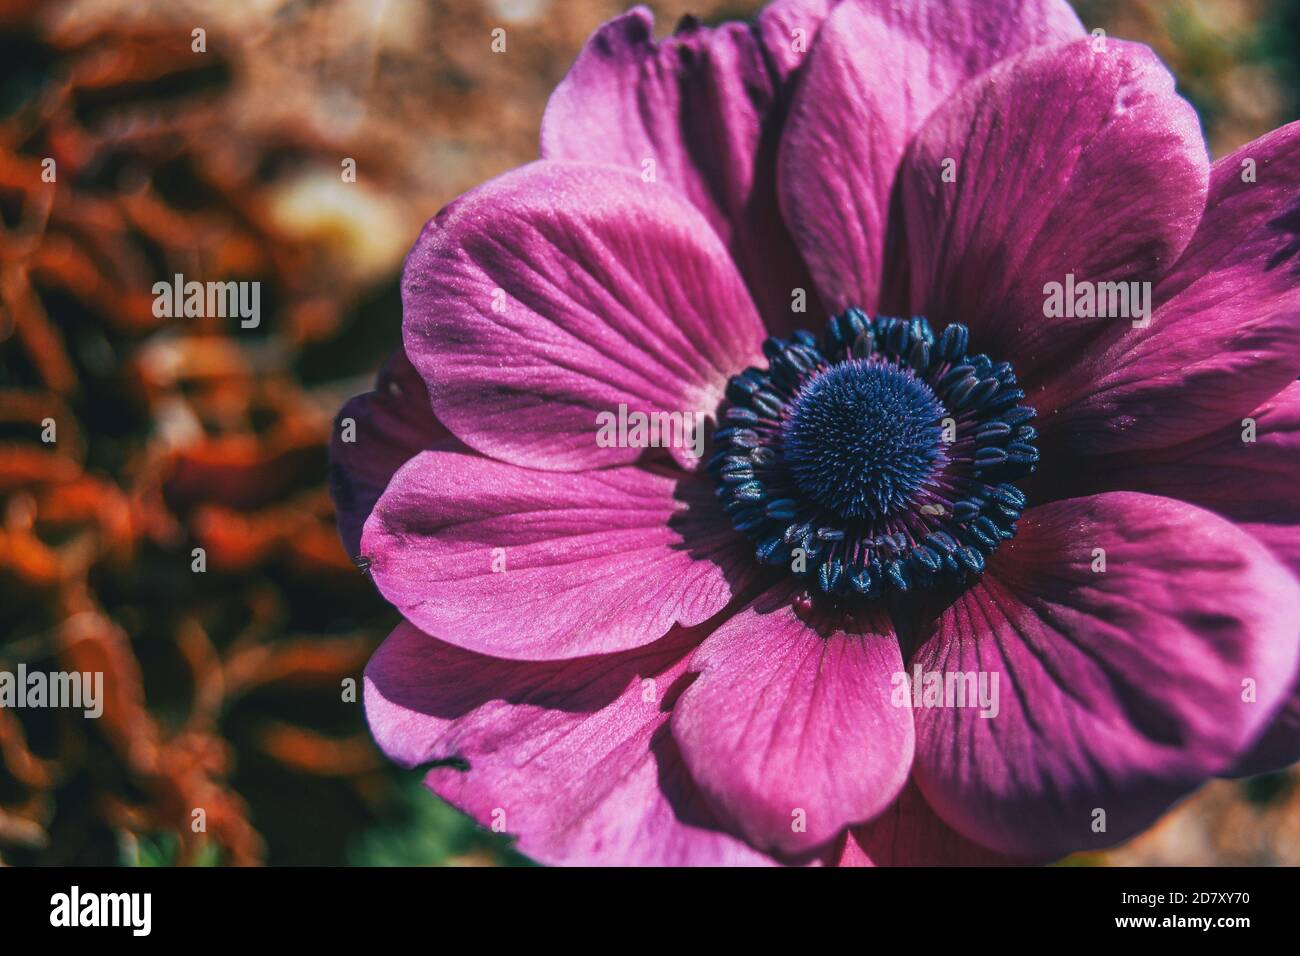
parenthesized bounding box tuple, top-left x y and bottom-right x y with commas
(330, 0, 1300, 865)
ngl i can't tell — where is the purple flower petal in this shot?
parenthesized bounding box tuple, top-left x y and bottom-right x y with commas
(671, 582, 914, 855)
(896, 39, 1207, 382)
(365, 621, 773, 865)
(1042, 121, 1300, 454)
(1087, 382, 1300, 582)
(836, 782, 1034, 866)
(1075, 382, 1300, 778)
(540, 8, 820, 334)
(911, 493, 1300, 858)
(777, 0, 1085, 315)
(362, 450, 755, 660)
(1233, 680, 1300, 777)
(329, 348, 452, 558)
(755, 0, 841, 83)
(402, 161, 765, 472)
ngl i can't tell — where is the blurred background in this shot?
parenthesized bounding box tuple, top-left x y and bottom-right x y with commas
(0, 0, 1296, 867)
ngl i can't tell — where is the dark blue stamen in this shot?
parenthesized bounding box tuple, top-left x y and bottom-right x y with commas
(709, 309, 1038, 598)
(783, 360, 945, 520)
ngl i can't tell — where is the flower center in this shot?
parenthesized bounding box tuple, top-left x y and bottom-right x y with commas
(710, 309, 1038, 597)
(783, 359, 946, 520)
